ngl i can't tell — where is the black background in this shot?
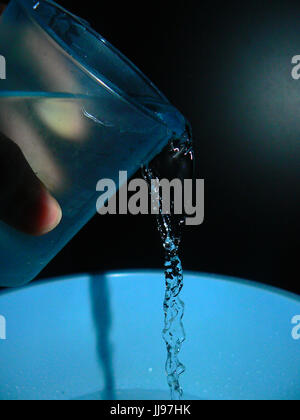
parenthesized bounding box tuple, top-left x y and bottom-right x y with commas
(8, 1, 300, 293)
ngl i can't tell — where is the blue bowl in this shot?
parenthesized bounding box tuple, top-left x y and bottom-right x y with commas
(0, 270, 299, 400)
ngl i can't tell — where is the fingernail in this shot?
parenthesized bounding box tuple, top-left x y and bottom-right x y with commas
(38, 192, 62, 235)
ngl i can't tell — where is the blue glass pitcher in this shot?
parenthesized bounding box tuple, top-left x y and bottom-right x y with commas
(0, 0, 186, 287)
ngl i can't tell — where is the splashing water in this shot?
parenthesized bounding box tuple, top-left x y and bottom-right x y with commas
(143, 124, 194, 400)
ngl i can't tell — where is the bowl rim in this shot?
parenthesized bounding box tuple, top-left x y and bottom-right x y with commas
(1, 269, 299, 304)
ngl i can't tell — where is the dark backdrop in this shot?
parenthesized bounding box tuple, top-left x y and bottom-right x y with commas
(13, 1, 299, 293)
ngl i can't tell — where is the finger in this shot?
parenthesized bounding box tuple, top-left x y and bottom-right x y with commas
(0, 132, 62, 236)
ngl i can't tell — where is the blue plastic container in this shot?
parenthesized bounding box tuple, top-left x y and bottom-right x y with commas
(0, 271, 299, 400)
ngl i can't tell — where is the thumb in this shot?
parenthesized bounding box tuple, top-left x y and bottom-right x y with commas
(0, 132, 62, 236)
